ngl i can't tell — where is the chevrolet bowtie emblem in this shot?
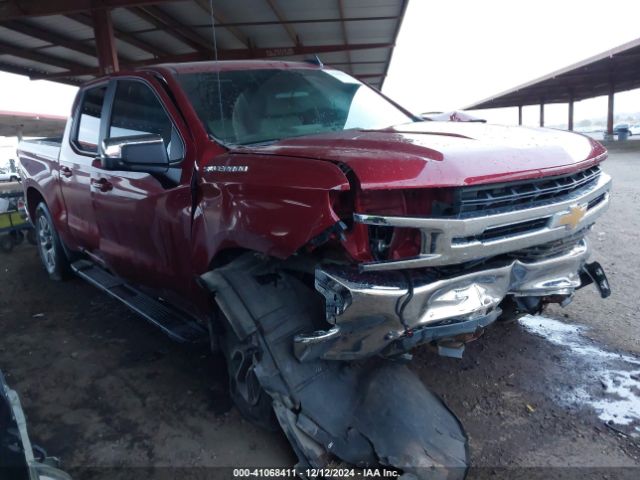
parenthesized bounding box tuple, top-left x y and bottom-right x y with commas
(557, 204, 587, 230)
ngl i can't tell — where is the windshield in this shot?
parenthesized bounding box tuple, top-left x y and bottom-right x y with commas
(176, 68, 414, 145)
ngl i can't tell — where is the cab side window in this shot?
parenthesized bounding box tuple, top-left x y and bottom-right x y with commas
(109, 80, 184, 162)
(75, 85, 107, 154)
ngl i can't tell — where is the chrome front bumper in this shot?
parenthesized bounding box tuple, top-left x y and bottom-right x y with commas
(355, 172, 611, 271)
(294, 240, 592, 361)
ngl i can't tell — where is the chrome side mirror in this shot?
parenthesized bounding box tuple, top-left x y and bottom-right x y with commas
(100, 134, 169, 173)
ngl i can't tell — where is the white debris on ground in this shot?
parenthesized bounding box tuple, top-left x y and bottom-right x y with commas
(519, 315, 640, 430)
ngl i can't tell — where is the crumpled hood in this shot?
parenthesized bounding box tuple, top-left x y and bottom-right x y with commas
(238, 122, 606, 189)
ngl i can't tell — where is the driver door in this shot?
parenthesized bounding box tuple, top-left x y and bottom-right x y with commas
(91, 77, 194, 300)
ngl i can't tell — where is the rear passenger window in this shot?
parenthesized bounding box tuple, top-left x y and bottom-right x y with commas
(75, 85, 107, 153)
(109, 80, 184, 162)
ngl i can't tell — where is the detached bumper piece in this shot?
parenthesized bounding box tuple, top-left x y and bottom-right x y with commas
(296, 240, 593, 361)
(202, 255, 469, 479)
(0, 370, 72, 480)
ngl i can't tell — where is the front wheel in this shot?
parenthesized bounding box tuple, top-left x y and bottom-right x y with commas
(34, 202, 71, 281)
(222, 330, 278, 431)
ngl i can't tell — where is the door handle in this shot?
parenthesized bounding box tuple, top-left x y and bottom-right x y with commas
(91, 177, 113, 192)
(60, 166, 73, 178)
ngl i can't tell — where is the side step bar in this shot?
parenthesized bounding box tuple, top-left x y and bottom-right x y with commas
(71, 260, 207, 344)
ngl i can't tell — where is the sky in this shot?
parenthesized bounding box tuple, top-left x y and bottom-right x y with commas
(2, 0, 640, 167)
(383, 0, 640, 126)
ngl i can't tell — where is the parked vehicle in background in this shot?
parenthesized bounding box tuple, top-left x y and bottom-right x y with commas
(17, 60, 612, 477)
(629, 124, 640, 136)
(0, 167, 20, 182)
(613, 123, 630, 134)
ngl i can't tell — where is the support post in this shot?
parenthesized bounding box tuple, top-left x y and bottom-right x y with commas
(607, 82, 614, 136)
(518, 105, 523, 126)
(92, 8, 119, 75)
(568, 94, 574, 131)
(539, 102, 544, 127)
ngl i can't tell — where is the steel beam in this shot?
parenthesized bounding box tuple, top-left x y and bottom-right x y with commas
(568, 92, 574, 131)
(66, 12, 168, 58)
(539, 101, 544, 127)
(518, 105, 523, 126)
(129, 5, 210, 52)
(0, 61, 82, 85)
(92, 9, 119, 74)
(380, 0, 408, 90)
(1, 20, 98, 58)
(337, 0, 352, 73)
(607, 82, 614, 135)
(0, 0, 182, 21)
(29, 42, 394, 81)
(193, 15, 399, 28)
(265, 0, 300, 46)
(192, 0, 249, 48)
(0, 39, 88, 71)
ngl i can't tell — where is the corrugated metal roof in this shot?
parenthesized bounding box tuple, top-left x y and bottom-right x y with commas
(465, 36, 640, 110)
(0, 0, 409, 88)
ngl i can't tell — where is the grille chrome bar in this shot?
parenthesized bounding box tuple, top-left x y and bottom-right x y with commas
(455, 166, 601, 214)
(355, 172, 612, 271)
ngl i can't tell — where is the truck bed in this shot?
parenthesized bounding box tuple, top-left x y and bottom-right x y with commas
(18, 137, 62, 163)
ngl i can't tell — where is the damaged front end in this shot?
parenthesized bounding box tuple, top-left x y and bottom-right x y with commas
(297, 237, 600, 361)
(296, 166, 612, 361)
(202, 256, 469, 479)
(201, 164, 612, 478)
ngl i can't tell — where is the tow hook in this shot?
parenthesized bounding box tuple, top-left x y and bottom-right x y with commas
(580, 261, 611, 298)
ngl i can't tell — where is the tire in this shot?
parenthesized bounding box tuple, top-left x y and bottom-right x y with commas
(34, 202, 71, 281)
(222, 330, 278, 431)
(0, 235, 13, 253)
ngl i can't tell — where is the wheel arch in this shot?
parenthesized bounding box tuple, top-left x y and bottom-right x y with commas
(26, 186, 45, 222)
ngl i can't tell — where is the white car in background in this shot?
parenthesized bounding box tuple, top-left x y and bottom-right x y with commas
(0, 167, 20, 182)
(630, 124, 640, 136)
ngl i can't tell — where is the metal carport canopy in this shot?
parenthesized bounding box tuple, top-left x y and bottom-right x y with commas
(0, 109, 67, 137)
(0, 0, 408, 90)
(464, 37, 640, 109)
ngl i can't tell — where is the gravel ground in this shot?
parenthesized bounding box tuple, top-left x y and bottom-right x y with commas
(0, 146, 639, 479)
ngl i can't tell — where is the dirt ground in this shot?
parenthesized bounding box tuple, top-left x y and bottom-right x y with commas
(1, 146, 639, 479)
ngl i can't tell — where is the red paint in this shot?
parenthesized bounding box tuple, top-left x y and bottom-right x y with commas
(18, 62, 608, 323)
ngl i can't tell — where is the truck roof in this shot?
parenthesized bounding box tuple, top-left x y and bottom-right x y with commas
(82, 60, 328, 87)
(147, 60, 325, 75)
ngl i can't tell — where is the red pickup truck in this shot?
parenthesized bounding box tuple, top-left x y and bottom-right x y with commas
(18, 60, 611, 476)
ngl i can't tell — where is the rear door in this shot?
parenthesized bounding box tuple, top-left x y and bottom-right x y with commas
(91, 77, 194, 299)
(59, 83, 108, 252)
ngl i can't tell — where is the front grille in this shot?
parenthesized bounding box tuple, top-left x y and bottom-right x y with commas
(454, 166, 601, 215)
(453, 217, 550, 244)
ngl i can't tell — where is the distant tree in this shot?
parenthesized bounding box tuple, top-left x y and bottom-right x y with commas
(8, 159, 16, 173)
(577, 119, 592, 127)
